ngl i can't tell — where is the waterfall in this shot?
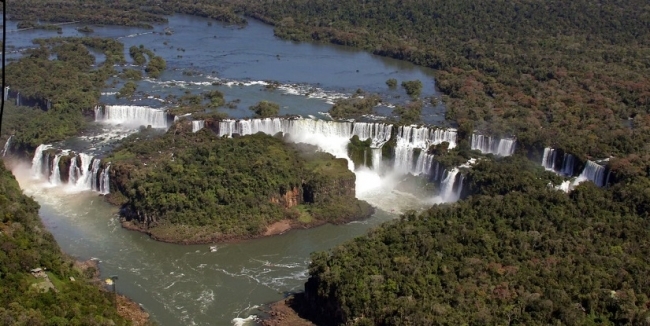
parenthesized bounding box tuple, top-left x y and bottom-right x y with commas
(216, 117, 458, 173)
(95, 105, 168, 128)
(3, 86, 8, 101)
(31, 144, 52, 178)
(2, 135, 12, 157)
(68, 155, 79, 185)
(192, 120, 205, 133)
(471, 134, 516, 156)
(371, 148, 382, 171)
(392, 126, 457, 175)
(99, 164, 110, 194)
(16, 92, 20, 106)
(439, 168, 463, 202)
(541, 147, 556, 170)
(74, 153, 96, 190)
(412, 153, 435, 176)
(560, 153, 574, 176)
(575, 160, 607, 187)
(49, 153, 65, 185)
(351, 122, 393, 147)
(28, 147, 110, 193)
(90, 159, 102, 191)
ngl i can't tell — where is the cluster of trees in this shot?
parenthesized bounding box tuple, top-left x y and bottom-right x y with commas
(105, 123, 372, 243)
(329, 94, 381, 119)
(302, 157, 650, 325)
(128, 44, 167, 78)
(0, 164, 131, 325)
(249, 100, 280, 118)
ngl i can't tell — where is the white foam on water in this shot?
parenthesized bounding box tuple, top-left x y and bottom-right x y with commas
(231, 315, 257, 326)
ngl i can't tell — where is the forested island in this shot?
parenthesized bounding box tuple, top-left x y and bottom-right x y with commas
(104, 121, 373, 244)
(2, 0, 650, 325)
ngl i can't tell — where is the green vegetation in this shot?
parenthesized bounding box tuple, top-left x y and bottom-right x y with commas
(120, 69, 143, 81)
(385, 78, 397, 89)
(346, 135, 372, 169)
(8, 0, 246, 27)
(392, 100, 423, 125)
(302, 157, 650, 325)
(145, 56, 167, 79)
(105, 123, 372, 243)
(129, 45, 148, 66)
(16, 21, 62, 32)
(2, 37, 125, 152)
(0, 164, 130, 325)
(77, 26, 94, 33)
(249, 100, 280, 118)
(203, 90, 225, 107)
(400, 80, 422, 98)
(329, 94, 381, 120)
(117, 81, 138, 99)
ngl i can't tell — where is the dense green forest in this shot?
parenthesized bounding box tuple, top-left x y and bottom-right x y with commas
(0, 164, 131, 325)
(105, 122, 373, 243)
(300, 157, 650, 325)
(8, 0, 246, 27)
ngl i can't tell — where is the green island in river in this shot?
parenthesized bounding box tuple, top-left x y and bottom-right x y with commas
(104, 121, 374, 244)
(2, 0, 650, 325)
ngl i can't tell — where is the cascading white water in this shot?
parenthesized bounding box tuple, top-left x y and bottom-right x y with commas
(90, 159, 102, 191)
(95, 105, 168, 129)
(471, 134, 516, 156)
(29, 147, 107, 193)
(438, 168, 462, 202)
(371, 148, 383, 172)
(73, 153, 95, 190)
(218, 117, 464, 201)
(31, 144, 52, 178)
(3, 86, 8, 101)
(68, 155, 79, 185)
(351, 123, 392, 147)
(541, 147, 556, 170)
(16, 92, 20, 106)
(412, 153, 435, 176)
(392, 126, 457, 175)
(560, 153, 574, 176)
(192, 120, 205, 133)
(2, 135, 12, 157)
(575, 160, 607, 187)
(49, 153, 65, 186)
(99, 164, 111, 194)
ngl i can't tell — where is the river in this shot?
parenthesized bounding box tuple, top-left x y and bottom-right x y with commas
(5, 14, 446, 325)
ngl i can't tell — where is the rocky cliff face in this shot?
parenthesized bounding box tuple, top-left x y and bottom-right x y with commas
(270, 186, 302, 208)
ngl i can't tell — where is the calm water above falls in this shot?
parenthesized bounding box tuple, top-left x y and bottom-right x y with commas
(6, 15, 447, 124)
(6, 14, 448, 325)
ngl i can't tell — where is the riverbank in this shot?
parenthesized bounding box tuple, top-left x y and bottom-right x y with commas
(259, 295, 315, 326)
(75, 259, 152, 326)
(119, 204, 374, 245)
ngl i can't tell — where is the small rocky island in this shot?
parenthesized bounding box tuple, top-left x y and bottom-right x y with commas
(103, 119, 374, 244)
